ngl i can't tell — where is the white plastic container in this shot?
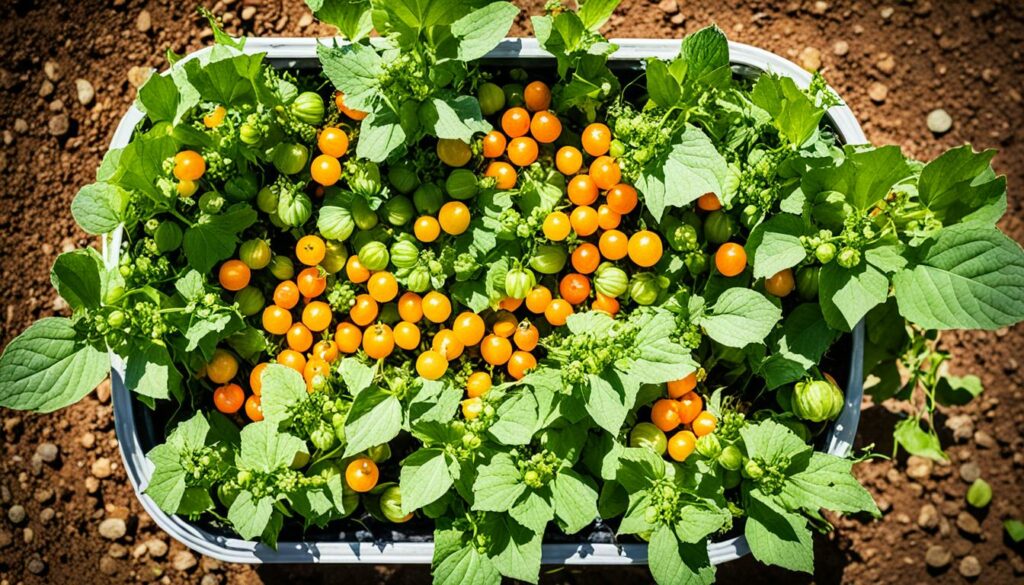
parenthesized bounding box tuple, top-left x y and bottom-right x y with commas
(106, 37, 867, 566)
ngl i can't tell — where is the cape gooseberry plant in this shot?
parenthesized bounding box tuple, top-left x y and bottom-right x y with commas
(2, 1, 1023, 583)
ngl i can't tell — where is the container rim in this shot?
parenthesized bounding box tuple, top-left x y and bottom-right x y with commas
(107, 36, 867, 566)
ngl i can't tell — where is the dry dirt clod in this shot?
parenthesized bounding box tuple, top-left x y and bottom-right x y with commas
(48, 114, 70, 136)
(925, 545, 952, 569)
(201, 574, 222, 585)
(832, 40, 849, 56)
(959, 461, 981, 483)
(946, 414, 974, 442)
(241, 6, 256, 20)
(85, 476, 100, 493)
(127, 66, 152, 88)
(875, 53, 896, 75)
(35, 442, 59, 463)
(23, 526, 34, 543)
(43, 60, 61, 81)
(955, 511, 981, 536)
(34, 488, 53, 503)
(99, 555, 119, 575)
(658, 0, 678, 14)
(868, 82, 889, 103)
(171, 550, 198, 572)
(298, 12, 314, 27)
(880, 6, 895, 20)
(91, 457, 112, 479)
(973, 430, 996, 449)
(27, 555, 46, 575)
(7, 504, 26, 524)
(799, 47, 822, 72)
(39, 79, 54, 97)
(80, 432, 96, 449)
(98, 517, 127, 540)
(959, 555, 982, 578)
(108, 543, 127, 558)
(144, 538, 168, 558)
(136, 9, 152, 32)
(906, 456, 933, 480)
(918, 503, 940, 530)
(39, 507, 54, 523)
(75, 79, 95, 106)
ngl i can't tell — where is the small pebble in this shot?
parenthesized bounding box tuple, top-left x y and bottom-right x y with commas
(48, 114, 70, 136)
(75, 79, 95, 106)
(868, 82, 889, 103)
(171, 550, 197, 572)
(127, 66, 152, 88)
(44, 60, 61, 81)
(39, 79, 54, 97)
(108, 543, 127, 558)
(799, 46, 822, 71)
(23, 527, 34, 544)
(98, 517, 127, 540)
(92, 457, 112, 479)
(973, 430, 995, 449)
(35, 442, 59, 463)
(241, 6, 256, 20)
(298, 12, 314, 27)
(906, 456, 933, 480)
(85, 476, 100, 493)
(0, 529, 11, 548)
(13, 118, 28, 133)
(132, 543, 148, 559)
(880, 6, 894, 19)
(959, 555, 982, 578)
(959, 461, 980, 483)
(926, 108, 953, 134)
(136, 9, 152, 32)
(99, 556, 119, 575)
(39, 508, 54, 523)
(658, 0, 679, 14)
(918, 504, 939, 530)
(7, 505, 26, 524)
(832, 40, 849, 56)
(80, 432, 96, 449)
(27, 556, 45, 575)
(955, 511, 981, 536)
(925, 545, 952, 569)
(145, 538, 169, 558)
(201, 574, 221, 585)
(34, 488, 53, 503)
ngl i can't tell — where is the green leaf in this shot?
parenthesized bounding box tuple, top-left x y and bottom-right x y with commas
(649, 524, 716, 585)
(487, 390, 539, 445)
(451, 2, 519, 62)
(934, 374, 984, 407)
(509, 489, 554, 533)
(434, 545, 501, 585)
(805, 145, 910, 213)
(760, 303, 839, 389)
(739, 418, 811, 464)
(343, 387, 403, 456)
(106, 132, 178, 203)
(745, 491, 814, 573)
(306, 0, 373, 41)
(674, 505, 730, 544)
(259, 364, 308, 425)
(238, 422, 307, 473)
(399, 448, 454, 514)
(578, 0, 620, 30)
(637, 124, 729, 221)
(893, 223, 1024, 330)
(616, 447, 666, 492)
(124, 342, 180, 401)
(143, 443, 187, 513)
(136, 71, 200, 125)
(339, 357, 374, 395)
(747, 214, 808, 279)
(50, 249, 105, 310)
(0, 318, 109, 413)
(565, 311, 616, 335)
(1003, 519, 1024, 544)
(819, 261, 889, 332)
(551, 469, 598, 534)
(701, 288, 782, 348)
(71, 183, 128, 235)
(780, 452, 879, 516)
(646, 58, 681, 109)
(486, 514, 543, 584)
(750, 74, 825, 147)
(472, 454, 525, 512)
(420, 96, 490, 142)
(182, 52, 266, 107)
(584, 370, 640, 434)
(374, 0, 465, 32)
(677, 25, 730, 84)
(227, 490, 275, 540)
(183, 205, 258, 274)
(317, 43, 382, 112)
(918, 145, 1006, 224)
(893, 418, 947, 462)
(356, 108, 407, 163)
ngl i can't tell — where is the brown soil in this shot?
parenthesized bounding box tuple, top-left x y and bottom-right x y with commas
(1, 0, 1023, 583)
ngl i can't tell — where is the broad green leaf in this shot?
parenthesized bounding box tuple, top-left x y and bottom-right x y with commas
(804, 145, 910, 213)
(649, 524, 716, 585)
(819, 261, 889, 332)
(760, 303, 839, 389)
(739, 419, 811, 464)
(551, 469, 598, 534)
(472, 454, 524, 512)
(71, 183, 128, 235)
(183, 205, 258, 274)
(0, 318, 109, 413)
(434, 545, 501, 585)
(420, 96, 490, 142)
(259, 364, 308, 425)
(646, 58, 681, 109)
(408, 380, 462, 425)
(677, 25, 729, 84)
(745, 491, 814, 573)
(356, 108, 407, 162)
(616, 447, 666, 492)
(487, 514, 543, 584)
(893, 418, 947, 462)
(374, 0, 467, 32)
(451, 2, 519, 62)
(338, 357, 374, 395)
(124, 342, 180, 401)
(182, 52, 266, 107)
(578, 0, 620, 30)
(701, 288, 782, 348)
(238, 422, 307, 473)
(746, 214, 808, 279)
(510, 488, 554, 533)
(399, 449, 453, 514)
(893, 223, 1024, 330)
(750, 74, 825, 147)
(674, 505, 730, 544)
(918, 145, 1006, 224)
(317, 43, 382, 112)
(780, 452, 879, 515)
(343, 387, 403, 456)
(50, 249, 105, 310)
(565, 311, 616, 335)
(227, 490, 275, 540)
(934, 374, 984, 407)
(106, 132, 177, 203)
(306, 0, 373, 41)
(584, 370, 640, 434)
(143, 444, 187, 514)
(637, 124, 729, 221)
(487, 390, 539, 446)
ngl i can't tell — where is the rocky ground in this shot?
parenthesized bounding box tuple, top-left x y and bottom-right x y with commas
(1, 0, 1022, 583)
